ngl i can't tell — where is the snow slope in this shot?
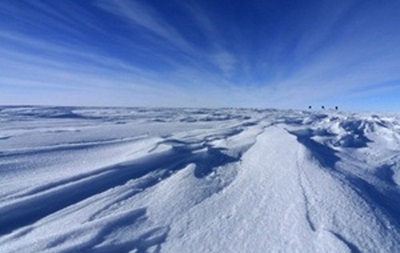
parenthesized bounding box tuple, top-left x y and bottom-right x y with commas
(1, 106, 400, 252)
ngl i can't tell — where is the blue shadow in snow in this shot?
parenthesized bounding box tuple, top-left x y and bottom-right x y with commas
(349, 175, 400, 226)
(0, 139, 240, 236)
(288, 129, 340, 169)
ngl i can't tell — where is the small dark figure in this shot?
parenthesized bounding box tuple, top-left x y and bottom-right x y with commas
(308, 106, 312, 109)
(335, 106, 338, 110)
(321, 106, 325, 110)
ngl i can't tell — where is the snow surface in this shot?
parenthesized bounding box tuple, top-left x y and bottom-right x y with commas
(1, 106, 400, 252)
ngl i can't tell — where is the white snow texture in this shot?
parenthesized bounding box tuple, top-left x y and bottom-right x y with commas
(1, 106, 400, 253)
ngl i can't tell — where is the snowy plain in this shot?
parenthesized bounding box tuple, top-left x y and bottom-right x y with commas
(1, 106, 400, 253)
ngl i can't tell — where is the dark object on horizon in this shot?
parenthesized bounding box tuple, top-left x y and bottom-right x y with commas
(308, 106, 312, 109)
(335, 106, 339, 110)
(321, 106, 325, 110)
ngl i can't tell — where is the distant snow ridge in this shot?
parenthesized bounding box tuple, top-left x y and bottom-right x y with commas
(0, 106, 400, 252)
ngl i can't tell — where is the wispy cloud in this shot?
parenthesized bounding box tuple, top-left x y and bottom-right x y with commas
(96, 0, 193, 52)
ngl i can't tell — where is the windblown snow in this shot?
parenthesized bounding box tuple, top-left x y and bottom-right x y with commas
(1, 106, 400, 252)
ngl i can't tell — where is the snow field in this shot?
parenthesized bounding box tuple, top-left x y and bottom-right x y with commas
(0, 106, 400, 252)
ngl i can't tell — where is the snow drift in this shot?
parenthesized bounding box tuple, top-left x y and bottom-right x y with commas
(0, 106, 400, 252)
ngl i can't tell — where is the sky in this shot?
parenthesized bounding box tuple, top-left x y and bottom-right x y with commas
(1, 0, 400, 110)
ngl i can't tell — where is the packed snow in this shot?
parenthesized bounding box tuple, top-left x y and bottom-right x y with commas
(1, 106, 400, 252)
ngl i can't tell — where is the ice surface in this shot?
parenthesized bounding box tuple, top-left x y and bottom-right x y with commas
(1, 106, 400, 252)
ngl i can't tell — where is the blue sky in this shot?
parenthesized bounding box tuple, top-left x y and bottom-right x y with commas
(1, 0, 400, 110)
